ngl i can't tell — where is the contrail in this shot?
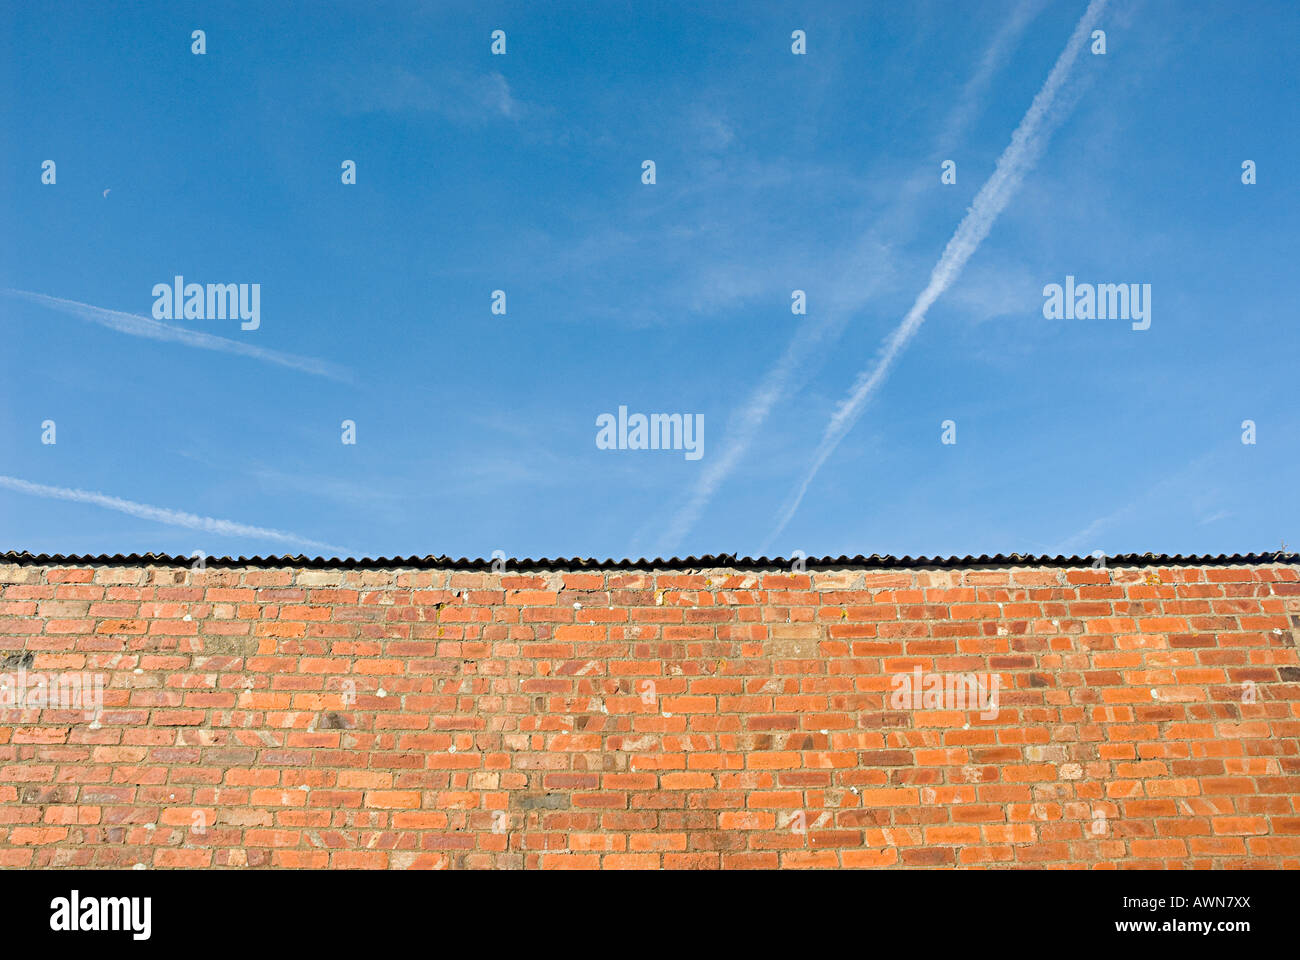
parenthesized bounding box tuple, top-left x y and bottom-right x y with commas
(936, 0, 1048, 151)
(3, 290, 350, 381)
(652, 2, 1048, 557)
(653, 317, 836, 553)
(0, 475, 347, 554)
(765, 0, 1108, 549)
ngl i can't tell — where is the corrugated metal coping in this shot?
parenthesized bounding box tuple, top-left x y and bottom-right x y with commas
(1, 551, 1297, 570)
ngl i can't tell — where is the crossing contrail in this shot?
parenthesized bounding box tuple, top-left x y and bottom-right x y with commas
(653, 0, 1053, 557)
(765, 0, 1109, 549)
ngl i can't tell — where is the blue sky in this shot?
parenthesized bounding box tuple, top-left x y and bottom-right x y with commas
(1, 0, 1296, 561)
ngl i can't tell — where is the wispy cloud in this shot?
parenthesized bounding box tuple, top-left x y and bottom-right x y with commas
(764, 0, 1109, 549)
(335, 67, 525, 122)
(245, 466, 404, 510)
(3, 290, 349, 381)
(1053, 452, 1219, 555)
(0, 475, 347, 554)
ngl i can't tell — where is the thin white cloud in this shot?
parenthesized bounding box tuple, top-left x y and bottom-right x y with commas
(1055, 510, 1120, 557)
(484, 71, 521, 119)
(0, 475, 347, 555)
(336, 67, 525, 122)
(765, 0, 1109, 549)
(1054, 452, 1219, 555)
(3, 290, 349, 381)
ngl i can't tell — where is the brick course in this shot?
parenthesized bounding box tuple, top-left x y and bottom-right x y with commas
(1, 560, 1298, 869)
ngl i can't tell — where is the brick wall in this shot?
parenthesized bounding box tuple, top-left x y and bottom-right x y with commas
(1, 559, 1298, 869)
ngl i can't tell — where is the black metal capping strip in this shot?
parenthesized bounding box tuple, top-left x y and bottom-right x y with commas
(1, 551, 1297, 571)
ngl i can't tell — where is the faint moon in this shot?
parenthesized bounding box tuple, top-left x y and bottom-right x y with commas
(102, 188, 111, 197)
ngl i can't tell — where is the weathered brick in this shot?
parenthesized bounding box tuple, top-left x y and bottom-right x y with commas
(0, 560, 1291, 869)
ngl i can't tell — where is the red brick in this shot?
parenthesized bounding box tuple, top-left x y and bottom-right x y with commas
(0, 559, 1291, 870)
